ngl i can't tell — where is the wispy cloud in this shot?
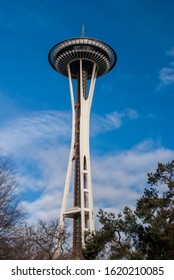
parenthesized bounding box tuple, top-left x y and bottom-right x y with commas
(91, 108, 139, 135)
(157, 47, 174, 90)
(0, 110, 172, 224)
(93, 139, 174, 209)
(0, 108, 138, 195)
(158, 66, 174, 88)
(0, 108, 139, 153)
(23, 138, 174, 224)
(0, 110, 71, 155)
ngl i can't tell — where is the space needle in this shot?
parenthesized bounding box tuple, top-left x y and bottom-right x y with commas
(48, 28, 117, 258)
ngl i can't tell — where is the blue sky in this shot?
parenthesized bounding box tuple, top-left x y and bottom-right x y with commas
(0, 0, 174, 224)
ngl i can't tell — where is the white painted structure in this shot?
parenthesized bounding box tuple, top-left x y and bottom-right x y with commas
(48, 36, 116, 257)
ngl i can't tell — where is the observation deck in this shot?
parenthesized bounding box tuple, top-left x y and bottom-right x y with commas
(48, 37, 117, 79)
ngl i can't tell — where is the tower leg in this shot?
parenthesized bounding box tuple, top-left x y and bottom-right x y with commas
(79, 60, 97, 247)
(56, 61, 97, 259)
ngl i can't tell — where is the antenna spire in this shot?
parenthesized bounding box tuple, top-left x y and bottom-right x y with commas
(82, 23, 85, 37)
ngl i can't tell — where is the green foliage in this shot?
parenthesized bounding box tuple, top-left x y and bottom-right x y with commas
(83, 161, 174, 260)
(83, 210, 116, 259)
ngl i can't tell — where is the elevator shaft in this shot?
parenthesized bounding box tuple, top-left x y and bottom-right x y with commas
(73, 68, 88, 257)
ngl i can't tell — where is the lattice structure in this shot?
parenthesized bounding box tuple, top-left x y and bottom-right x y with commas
(48, 35, 117, 258)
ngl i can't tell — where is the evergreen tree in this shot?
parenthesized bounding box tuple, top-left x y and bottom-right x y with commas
(83, 161, 174, 259)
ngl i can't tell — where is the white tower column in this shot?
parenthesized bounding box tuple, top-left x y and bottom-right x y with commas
(58, 60, 97, 256)
(48, 35, 117, 259)
(79, 60, 97, 244)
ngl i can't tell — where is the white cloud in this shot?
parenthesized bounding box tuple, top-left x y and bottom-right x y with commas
(157, 47, 174, 89)
(124, 108, 139, 119)
(22, 139, 174, 224)
(158, 66, 174, 87)
(91, 108, 139, 135)
(0, 110, 173, 225)
(0, 108, 139, 154)
(0, 110, 71, 155)
(92, 140, 174, 210)
(23, 192, 63, 223)
(0, 108, 138, 195)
